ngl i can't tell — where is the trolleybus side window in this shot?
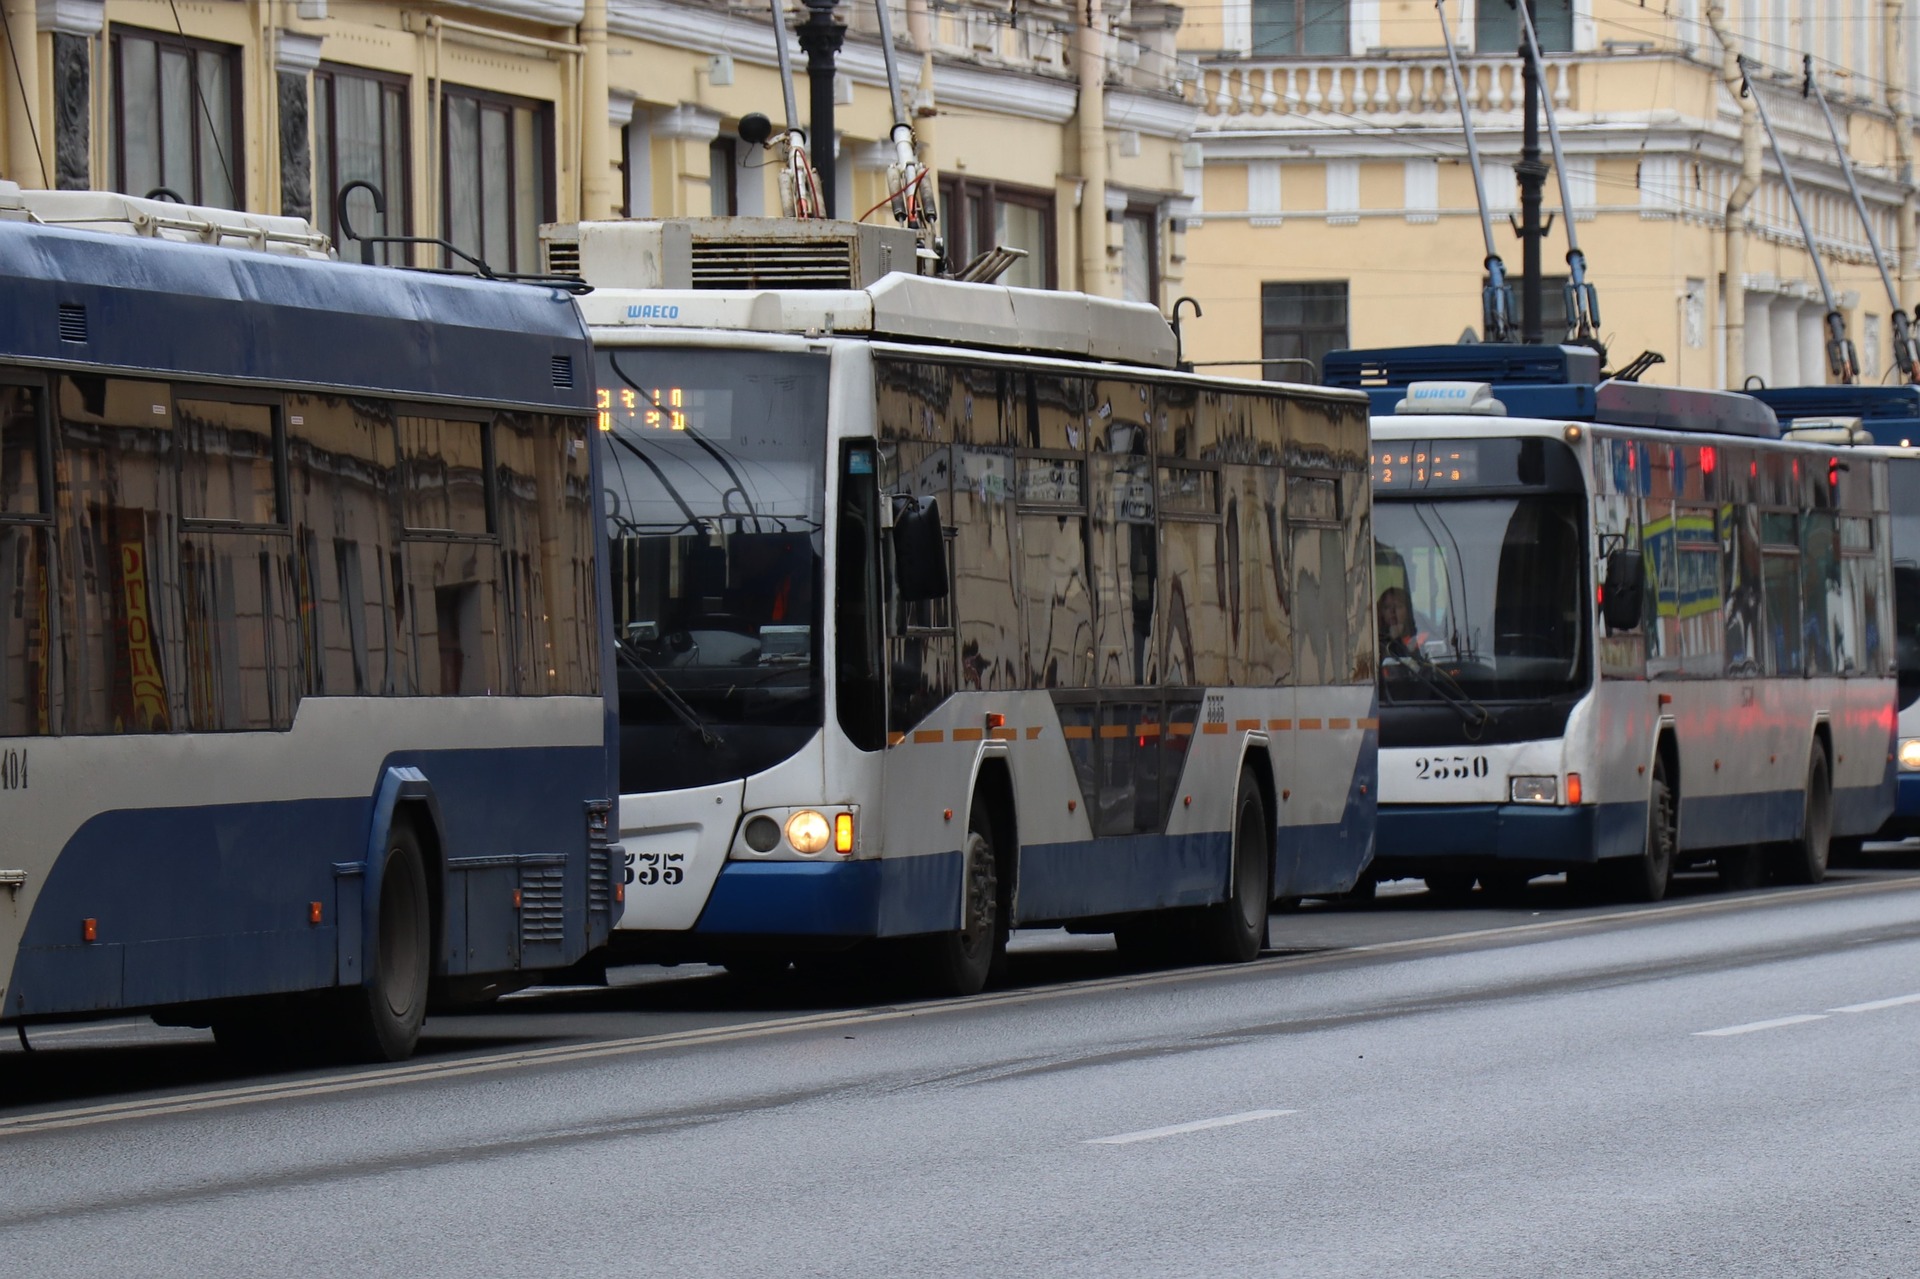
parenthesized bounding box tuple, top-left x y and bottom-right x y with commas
(836, 441, 886, 751)
(0, 378, 52, 737)
(285, 392, 402, 698)
(492, 410, 599, 697)
(399, 415, 501, 695)
(55, 374, 179, 736)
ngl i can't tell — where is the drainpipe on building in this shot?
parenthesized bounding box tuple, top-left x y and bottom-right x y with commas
(1075, 0, 1109, 297)
(3, 0, 45, 187)
(581, 0, 616, 220)
(1707, 1, 1761, 388)
(1886, 0, 1917, 321)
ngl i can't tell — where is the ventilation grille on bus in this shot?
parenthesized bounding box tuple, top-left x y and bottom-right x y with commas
(58, 304, 86, 343)
(519, 866, 566, 946)
(551, 355, 574, 389)
(587, 843, 613, 921)
(544, 238, 581, 277)
(690, 239, 855, 290)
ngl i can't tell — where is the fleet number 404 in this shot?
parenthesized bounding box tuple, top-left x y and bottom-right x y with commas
(0, 748, 24, 790)
(1412, 754, 1489, 780)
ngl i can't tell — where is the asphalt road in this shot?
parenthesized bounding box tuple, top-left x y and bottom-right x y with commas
(4, 859, 1920, 1276)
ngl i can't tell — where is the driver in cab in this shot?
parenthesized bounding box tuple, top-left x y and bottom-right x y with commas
(1376, 586, 1430, 662)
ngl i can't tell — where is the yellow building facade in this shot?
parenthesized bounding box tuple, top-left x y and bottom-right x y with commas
(1179, 0, 1920, 389)
(0, 0, 1197, 299)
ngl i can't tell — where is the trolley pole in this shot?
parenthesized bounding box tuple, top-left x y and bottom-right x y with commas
(1515, 0, 1547, 344)
(797, 0, 847, 217)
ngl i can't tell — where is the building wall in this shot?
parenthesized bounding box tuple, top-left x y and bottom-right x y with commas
(1181, 0, 1920, 390)
(0, 0, 1198, 302)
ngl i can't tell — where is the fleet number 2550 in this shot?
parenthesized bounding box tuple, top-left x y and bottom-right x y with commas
(1412, 755, 1489, 780)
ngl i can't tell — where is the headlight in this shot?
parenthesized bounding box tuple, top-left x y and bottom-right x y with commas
(1510, 776, 1558, 805)
(1900, 739, 1920, 772)
(785, 810, 831, 854)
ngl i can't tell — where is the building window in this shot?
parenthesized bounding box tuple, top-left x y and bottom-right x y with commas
(623, 113, 652, 218)
(1483, 273, 1569, 340)
(1121, 207, 1159, 305)
(314, 66, 409, 265)
(1251, 0, 1349, 56)
(1261, 281, 1348, 381)
(442, 88, 553, 274)
(939, 176, 1055, 290)
(1477, 0, 1573, 53)
(111, 27, 241, 208)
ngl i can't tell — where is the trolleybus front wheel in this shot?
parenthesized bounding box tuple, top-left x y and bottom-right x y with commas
(1187, 767, 1271, 964)
(1615, 754, 1677, 903)
(910, 800, 1005, 997)
(334, 823, 432, 1062)
(1772, 748, 1832, 885)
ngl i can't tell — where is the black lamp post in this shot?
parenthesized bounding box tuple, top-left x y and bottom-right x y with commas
(795, 0, 847, 217)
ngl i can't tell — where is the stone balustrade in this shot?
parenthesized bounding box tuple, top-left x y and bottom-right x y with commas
(1195, 55, 1576, 127)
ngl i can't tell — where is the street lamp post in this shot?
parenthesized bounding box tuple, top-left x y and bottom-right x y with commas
(795, 0, 847, 217)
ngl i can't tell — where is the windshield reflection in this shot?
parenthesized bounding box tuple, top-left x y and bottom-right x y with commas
(1375, 495, 1587, 701)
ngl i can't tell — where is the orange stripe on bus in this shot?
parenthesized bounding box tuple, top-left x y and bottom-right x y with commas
(1169, 723, 1195, 736)
(1268, 719, 1292, 731)
(1234, 719, 1261, 731)
(913, 729, 944, 744)
(952, 727, 985, 742)
(1358, 717, 1379, 730)
(887, 732, 906, 747)
(1063, 725, 1093, 740)
(1135, 723, 1162, 737)
(1099, 724, 1129, 739)
(1202, 722, 1228, 735)
(988, 727, 1017, 741)
(1025, 726, 1043, 739)
(1297, 718, 1323, 730)
(1328, 717, 1352, 730)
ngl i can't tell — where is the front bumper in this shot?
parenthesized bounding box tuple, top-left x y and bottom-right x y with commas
(1374, 801, 1642, 871)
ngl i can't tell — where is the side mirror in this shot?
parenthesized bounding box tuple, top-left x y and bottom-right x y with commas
(1602, 548, 1646, 633)
(891, 494, 949, 603)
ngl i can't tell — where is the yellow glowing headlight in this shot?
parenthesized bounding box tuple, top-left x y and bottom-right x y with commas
(1899, 739, 1920, 772)
(785, 809, 832, 854)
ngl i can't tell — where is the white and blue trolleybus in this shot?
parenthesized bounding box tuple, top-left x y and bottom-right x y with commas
(1329, 344, 1895, 899)
(556, 217, 1379, 991)
(0, 188, 619, 1059)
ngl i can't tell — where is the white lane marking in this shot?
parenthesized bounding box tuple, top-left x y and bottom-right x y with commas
(1088, 1109, 1298, 1146)
(1694, 1014, 1829, 1037)
(5, 874, 1917, 1139)
(1828, 992, 1920, 1014)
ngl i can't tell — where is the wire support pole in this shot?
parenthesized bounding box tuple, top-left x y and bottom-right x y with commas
(797, 0, 847, 218)
(1435, 0, 1514, 343)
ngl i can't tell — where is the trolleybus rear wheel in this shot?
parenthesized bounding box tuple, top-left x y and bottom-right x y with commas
(1772, 748, 1832, 885)
(1616, 755, 1677, 903)
(1187, 767, 1271, 964)
(334, 823, 431, 1062)
(911, 801, 1003, 997)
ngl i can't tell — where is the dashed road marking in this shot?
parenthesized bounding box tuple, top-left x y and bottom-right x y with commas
(1828, 992, 1920, 1014)
(1695, 1014, 1829, 1037)
(1088, 1109, 1298, 1146)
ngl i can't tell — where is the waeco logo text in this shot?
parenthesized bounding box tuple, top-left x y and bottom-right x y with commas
(627, 304, 681, 320)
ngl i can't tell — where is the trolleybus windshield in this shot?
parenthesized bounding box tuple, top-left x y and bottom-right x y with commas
(1890, 457, 1920, 710)
(1374, 494, 1587, 701)
(597, 347, 829, 791)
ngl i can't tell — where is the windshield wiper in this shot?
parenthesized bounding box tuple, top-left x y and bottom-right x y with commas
(615, 641, 726, 749)
(1382, 637, 1493, 737)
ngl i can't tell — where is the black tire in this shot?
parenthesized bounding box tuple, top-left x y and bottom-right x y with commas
(1615, 752, 1677, 903)
(1773, 748, 1832, 885)
(1186, 767, 1272, 964)
(1342, 875, 1377, 903)
(1423, 872, 1476, 900)
(332, 822, 432, 1062)
(1715, 844, 1765, 891)
(1829, 835, 1866, 869)
(909, 799, 1005, 997)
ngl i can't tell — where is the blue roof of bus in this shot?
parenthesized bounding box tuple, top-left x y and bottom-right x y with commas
(1747, 384, 1920, 445)
(1323, 342, 1779, 438)
(0, 218, 593, 410)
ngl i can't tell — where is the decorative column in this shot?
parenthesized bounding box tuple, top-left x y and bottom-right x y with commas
(274, 31, 321, 220)
(4, 0, 43, 185)
(654, 103, 722, 218)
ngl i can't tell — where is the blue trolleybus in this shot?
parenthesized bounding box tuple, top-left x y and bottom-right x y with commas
(545, 217, 1379, 992)
(1749, 384, 1920, 838)
(1332, 344, 1896, 900)
(0, 189, 618, 1060)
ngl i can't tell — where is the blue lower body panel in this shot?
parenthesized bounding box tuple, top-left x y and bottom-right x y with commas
(695, 852, 964, 939)
(1017, 832, 1231, 923)
(1375, 801, 1646, 870)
